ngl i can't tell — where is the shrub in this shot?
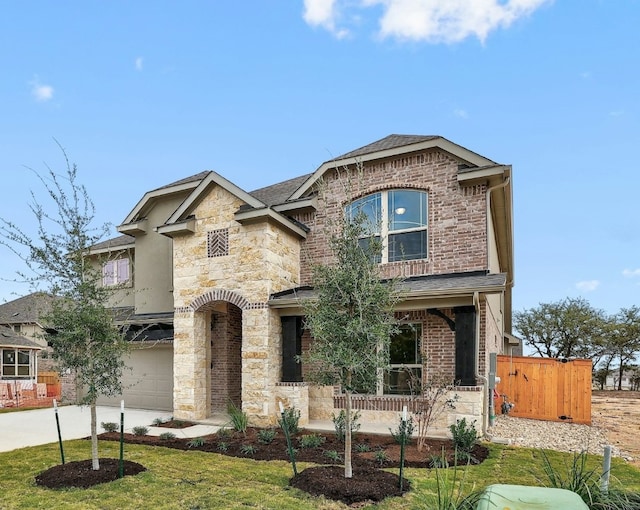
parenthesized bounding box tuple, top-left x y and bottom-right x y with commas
(355, 443, 371, 453)
(450, 418, 477, 463)
(159, 432, 176, 440)
(187, 437, 205, 448)
(298, 434, 325, 449)
(101, 421, 118, 433)
(151, 418, 165, 426)
(332, 409, 361, 442)
(257, 428, 276, 444)
(323, 450, 342, 462)
(277, 406, 300, 435)
(217, 441, 229, 452)
(390, 415, 414, 445)
(227, 401, 248, 435)
(374, 448, 390, 466)
(429, 452, 449, 469)
(132, 426, 149, 436)
(240, 444, 257, 456)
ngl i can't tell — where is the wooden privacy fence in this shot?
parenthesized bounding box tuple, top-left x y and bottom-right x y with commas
(496, 355, 592, 425)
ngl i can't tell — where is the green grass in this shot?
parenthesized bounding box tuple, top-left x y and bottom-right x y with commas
(1, 440, 639, 509)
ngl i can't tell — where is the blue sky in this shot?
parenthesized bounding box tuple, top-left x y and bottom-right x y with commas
(1, 0, 639, 320)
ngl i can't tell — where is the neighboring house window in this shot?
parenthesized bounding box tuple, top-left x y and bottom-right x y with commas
(207, 229, 229, 258)
(1, 348, 32, 378)
(383, 323, 423, 395)
(12, 324, 21, 333)
(346, 190, 428, 263)
(102, 258, 130, 286)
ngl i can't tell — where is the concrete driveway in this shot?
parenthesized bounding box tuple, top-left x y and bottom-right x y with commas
(0, 405, 173, 452)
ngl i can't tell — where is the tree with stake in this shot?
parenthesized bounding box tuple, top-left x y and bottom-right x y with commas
(0, 151, 129, 470)
(302, 211, 399, 478)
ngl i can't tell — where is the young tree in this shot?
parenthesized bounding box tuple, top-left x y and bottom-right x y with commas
(513, 297, 607, 359)
(0, 153, 129, 470)
(302, 212, 400, 478)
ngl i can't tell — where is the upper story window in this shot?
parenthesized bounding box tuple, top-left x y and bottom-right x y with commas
(346, 189, 428, 263)
(102, 258, 130, 286)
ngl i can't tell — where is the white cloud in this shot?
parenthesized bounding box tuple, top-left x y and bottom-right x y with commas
(623, 268, 640, 278)
(304, 0, 551, 43)
(29, 77, 54, 102)
(453, 108, 468, 119)
(135, 57, 144, 71)
(576, 280, 600, 292)
(303, 0, 349, 38)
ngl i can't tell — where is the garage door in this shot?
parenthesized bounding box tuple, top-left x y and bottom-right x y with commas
(97, 345, 173, 411)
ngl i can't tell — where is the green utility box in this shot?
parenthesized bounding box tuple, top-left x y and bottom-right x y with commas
(476, 484, 589, 509)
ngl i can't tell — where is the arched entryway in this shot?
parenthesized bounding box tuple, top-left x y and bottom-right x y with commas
(209, 302, 242, 412)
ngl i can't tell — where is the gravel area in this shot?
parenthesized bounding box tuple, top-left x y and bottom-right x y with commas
(486, 414, 623, 459)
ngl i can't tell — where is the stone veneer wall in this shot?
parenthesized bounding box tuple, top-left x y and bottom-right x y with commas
(171, 185, 301, 423)
(294, 149, 488, 285)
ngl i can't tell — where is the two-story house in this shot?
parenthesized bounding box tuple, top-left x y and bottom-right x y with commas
(93, 134, 514, 434)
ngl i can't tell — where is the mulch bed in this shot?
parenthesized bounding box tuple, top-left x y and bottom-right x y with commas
(34, 427, 489, 505)
(155, 419, 197, 429)
(35, 458, 146, 489)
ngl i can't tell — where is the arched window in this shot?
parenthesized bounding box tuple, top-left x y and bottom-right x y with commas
(346, 189, 428, 263)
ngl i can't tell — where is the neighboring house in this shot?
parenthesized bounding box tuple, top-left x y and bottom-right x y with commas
(0, 293, 51, 383)
(0, 292, 77, 403)
(0, 292, 54, 348)
(91, 134, 515, 434)
(604, 370, 639, 391)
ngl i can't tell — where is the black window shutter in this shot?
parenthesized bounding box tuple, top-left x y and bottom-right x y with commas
(281, 316, 302, 382)
(454, 306, 476, 386)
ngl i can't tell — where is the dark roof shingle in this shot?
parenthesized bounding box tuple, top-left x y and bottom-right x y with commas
(333, 134, 439, 161)
(0, 293, 56, 325)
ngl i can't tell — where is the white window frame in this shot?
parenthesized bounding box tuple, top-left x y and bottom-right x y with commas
(1, 348, 33, 379)
(346, 189, 428, 264)
(102, 258, 130, 286)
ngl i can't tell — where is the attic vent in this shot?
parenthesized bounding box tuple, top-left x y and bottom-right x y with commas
(207, 229, 229, 258)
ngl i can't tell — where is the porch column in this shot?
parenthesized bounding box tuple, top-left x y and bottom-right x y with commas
(173, 310, 211, 420)
(242, 307, 281, 427)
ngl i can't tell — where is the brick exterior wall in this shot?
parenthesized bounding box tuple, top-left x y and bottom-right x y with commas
(210, 303, 242, 411)
(294, 149, 487, 284)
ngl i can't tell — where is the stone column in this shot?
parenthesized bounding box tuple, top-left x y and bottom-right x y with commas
(242, 307, 282, 426)
(173, 310, 211, 420)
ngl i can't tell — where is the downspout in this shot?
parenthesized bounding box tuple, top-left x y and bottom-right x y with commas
(473, 291, 489, 437)
(478, 176, 510, 437)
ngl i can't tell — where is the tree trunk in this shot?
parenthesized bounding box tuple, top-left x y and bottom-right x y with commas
(91, 401, 100, 470)
(344, 372, 353, 479)
(618, 363, 624, 391)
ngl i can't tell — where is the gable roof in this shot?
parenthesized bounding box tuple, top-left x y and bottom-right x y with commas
(335, 134, 440, 160)
(0, 293, 56, 325)
(88, 234, 136, 255)
(290, 134, 499, 201)
(0, 326, 43, 349)
(248, 173, 312, 206)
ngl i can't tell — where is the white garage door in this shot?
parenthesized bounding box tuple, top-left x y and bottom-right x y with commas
(97, 345, 173, 411)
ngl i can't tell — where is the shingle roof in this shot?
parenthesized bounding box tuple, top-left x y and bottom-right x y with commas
(248, 173, 313, 206)
(333, 134, 439, 161)
(152, 171, 211, 192)
(0, 326, 42, 349)
(269, 271, 507, 303)
(0, 293, 56, 325)
(89, 234, 135, 252)
(0, 326, 43, 349)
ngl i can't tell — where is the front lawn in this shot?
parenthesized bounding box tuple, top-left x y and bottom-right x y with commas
(1, 439, 639, 509)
